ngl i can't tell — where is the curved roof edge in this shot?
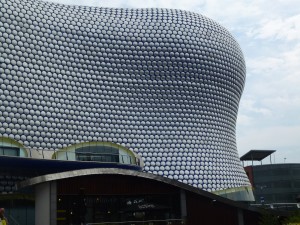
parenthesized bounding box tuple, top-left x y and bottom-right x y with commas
(17, 168, 255, 206)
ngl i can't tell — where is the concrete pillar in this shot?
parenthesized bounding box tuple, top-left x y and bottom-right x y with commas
(35, 181, 57, 225)
(50, 182, 57, 225)
(238, 208, 244, 225)
(180, 189, 187, 220)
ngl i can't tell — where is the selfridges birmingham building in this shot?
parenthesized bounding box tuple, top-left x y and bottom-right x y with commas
(0, 0, 253, 201)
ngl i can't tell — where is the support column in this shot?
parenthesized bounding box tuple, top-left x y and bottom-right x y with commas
(50, 181, 57, 225)
(238, 208, 244, 225)
(180, 189, 187, 221)
(35, 181, 57, 225)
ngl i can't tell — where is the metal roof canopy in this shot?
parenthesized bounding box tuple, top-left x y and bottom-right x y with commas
(240, 150, 276, 161)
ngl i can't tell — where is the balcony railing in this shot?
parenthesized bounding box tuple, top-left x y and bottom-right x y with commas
(86, 219, 185, 225)
(0, 148, 143, 167)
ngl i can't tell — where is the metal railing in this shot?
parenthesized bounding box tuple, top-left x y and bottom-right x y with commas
(7, 214, 21, 225)
(251, 203, 300, 210)
(86, 219, 185, 225)
(76, 152, 134, 164)
(0, 148, 142, 167)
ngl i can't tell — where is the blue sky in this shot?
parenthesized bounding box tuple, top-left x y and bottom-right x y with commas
(48, 0, 300, 164)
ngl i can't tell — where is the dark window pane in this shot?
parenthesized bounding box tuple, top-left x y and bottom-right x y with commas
(75, 145, 119, 163)
(0, 146, 20, 156)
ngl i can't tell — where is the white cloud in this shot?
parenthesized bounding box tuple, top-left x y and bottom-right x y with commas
(247, 57, 284, 75)
(244, 44, 300, 107)
(238, 98, 272, 116)
(47, 0, 206, 10)
(249, 14, 300, 41)
(236, 114, 253, 126)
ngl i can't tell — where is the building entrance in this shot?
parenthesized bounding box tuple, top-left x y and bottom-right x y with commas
(57, 193, 181, 225)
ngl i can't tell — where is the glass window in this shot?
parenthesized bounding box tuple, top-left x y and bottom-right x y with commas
(75, 146, 119, 163)
(0, 146, 20, 156)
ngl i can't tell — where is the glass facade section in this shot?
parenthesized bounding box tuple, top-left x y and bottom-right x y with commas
(75, 146, 119, 163)
(57, 194, 180, 225)
(0, 146, 20, 157)
(252, 164, 300, 204)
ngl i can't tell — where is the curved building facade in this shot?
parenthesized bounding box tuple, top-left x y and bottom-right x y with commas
(0, 0, 252, 199)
